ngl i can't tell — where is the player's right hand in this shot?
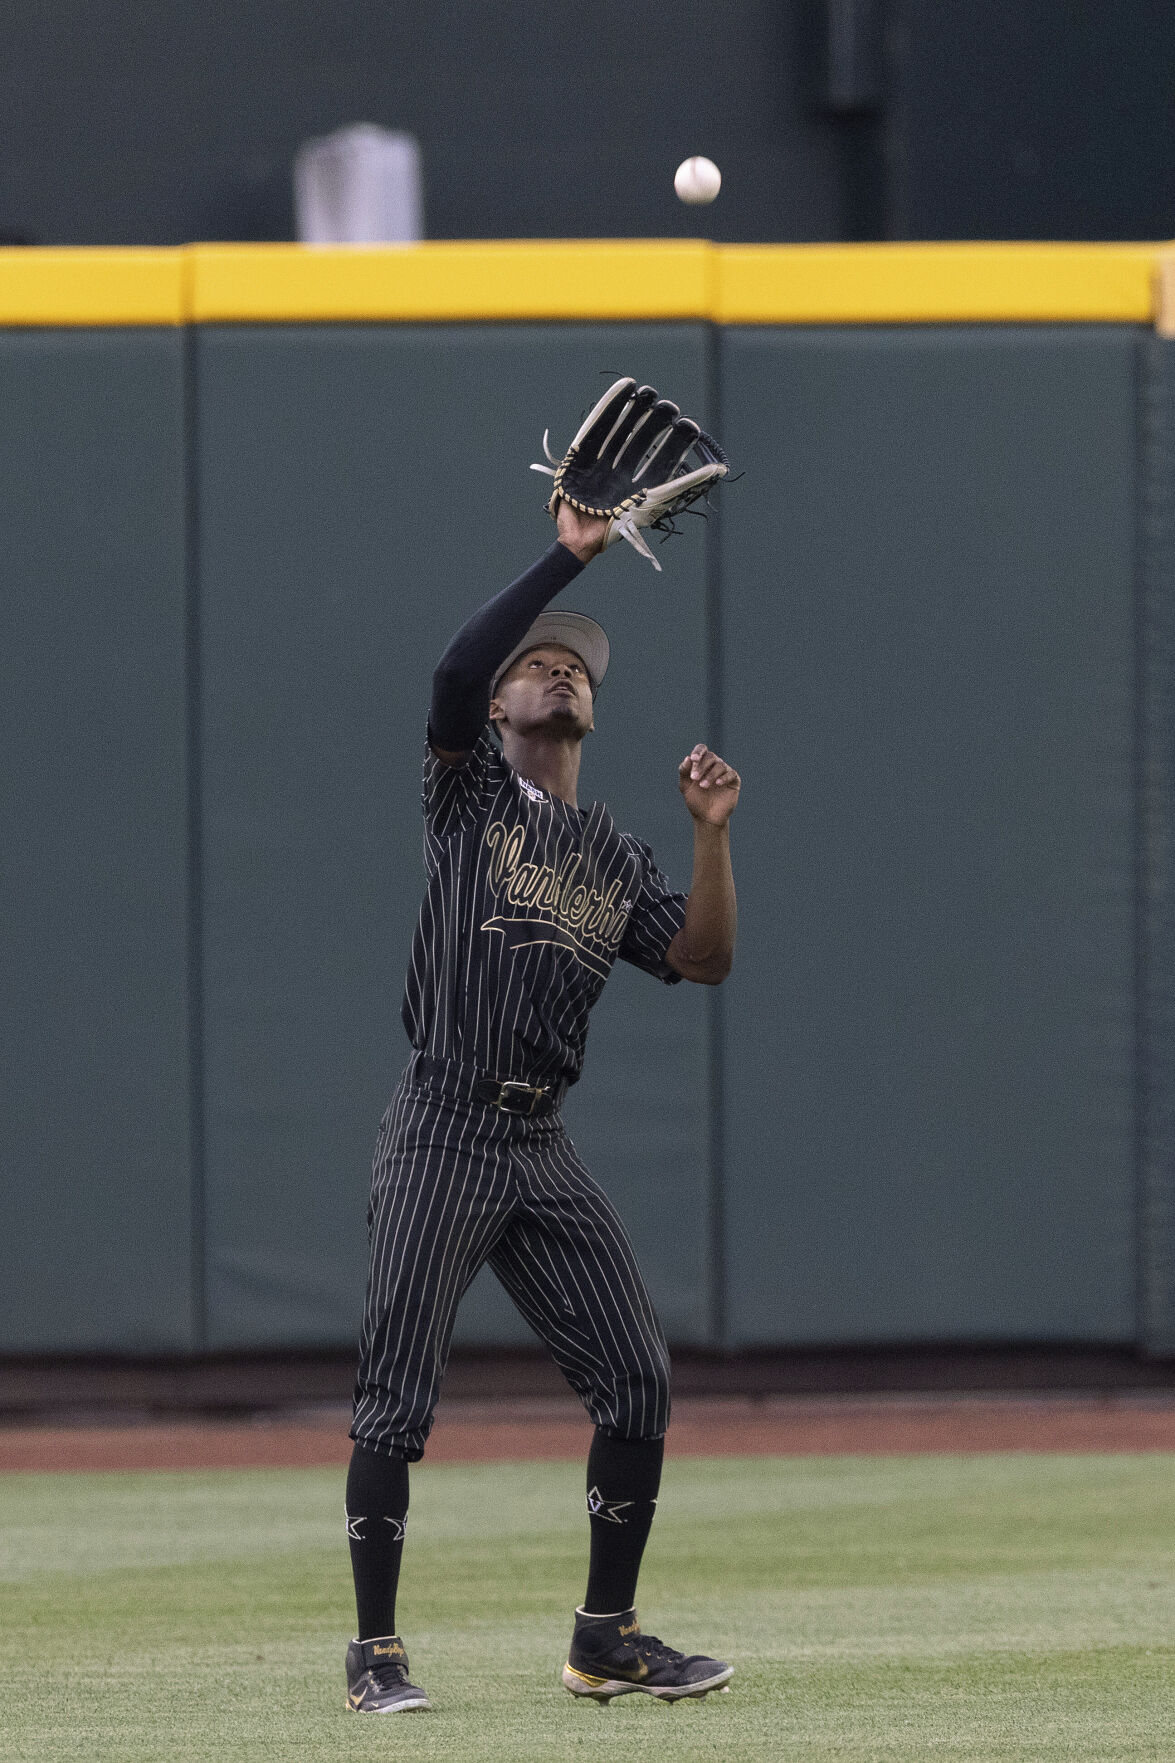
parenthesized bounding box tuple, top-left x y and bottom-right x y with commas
(678, 745, 741, 827)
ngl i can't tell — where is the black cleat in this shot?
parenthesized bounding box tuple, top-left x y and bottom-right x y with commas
(345, 1635, 431, 1713)
(562, 1607, 733, 1703)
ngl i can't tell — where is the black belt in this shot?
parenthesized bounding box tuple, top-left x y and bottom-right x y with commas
(473, 1077, 557, 1116)
(410, 1054, 564, 1117)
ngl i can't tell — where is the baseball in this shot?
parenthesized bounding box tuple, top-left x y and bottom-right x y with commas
(674, 156, 722, 205)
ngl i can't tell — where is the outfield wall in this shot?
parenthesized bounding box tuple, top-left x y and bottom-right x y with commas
(2, 242, 1173, 1358)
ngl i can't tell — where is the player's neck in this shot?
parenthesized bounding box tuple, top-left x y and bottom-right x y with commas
(501, 731, 583, 807)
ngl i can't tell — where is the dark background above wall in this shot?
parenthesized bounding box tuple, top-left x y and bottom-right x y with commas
(1, 1, 1174, 247)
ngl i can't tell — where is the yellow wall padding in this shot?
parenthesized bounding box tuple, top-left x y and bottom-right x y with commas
(716, 243, 1159, 324)
(0, 248, 187, 325)
(0, 241, 1163, 327)
(187, 241, 715, 322)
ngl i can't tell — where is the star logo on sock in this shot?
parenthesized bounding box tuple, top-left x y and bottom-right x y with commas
(382, 1516, 407, 1541)
(586, 1486, 633, 1524)
(346, 1512, 366, 1541)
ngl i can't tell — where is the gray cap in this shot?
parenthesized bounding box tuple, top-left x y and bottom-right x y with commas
(490, 610, 610, 698)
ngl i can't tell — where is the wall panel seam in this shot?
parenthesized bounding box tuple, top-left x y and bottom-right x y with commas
(182, 327, 207, 1350)
(704, 318, 728, 1349)
(1137, 335, 1175, 1355)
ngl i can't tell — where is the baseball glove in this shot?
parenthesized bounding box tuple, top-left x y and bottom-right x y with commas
(530, 377, 729, 571)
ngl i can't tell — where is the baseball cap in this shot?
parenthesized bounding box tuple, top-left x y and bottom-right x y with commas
(491, 611, 610, 698)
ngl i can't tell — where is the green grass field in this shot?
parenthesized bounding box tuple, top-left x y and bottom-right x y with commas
(2, 1452, 1173, 1761)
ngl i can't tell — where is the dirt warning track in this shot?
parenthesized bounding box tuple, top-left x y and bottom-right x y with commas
(4, 1393, 1175, 1473)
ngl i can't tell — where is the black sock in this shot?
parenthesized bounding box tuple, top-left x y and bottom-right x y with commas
(582, 1428, 665, 1615)
(346, 1441, 410, 1640)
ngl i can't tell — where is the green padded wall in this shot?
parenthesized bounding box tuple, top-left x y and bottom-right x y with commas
(1138, 335, 1175, 1356)
(0, 330, 193, 1350)
(0, 318, 1159, 1360)
(718, 325, 1140, 1344)
(195, 324, 712, 1350)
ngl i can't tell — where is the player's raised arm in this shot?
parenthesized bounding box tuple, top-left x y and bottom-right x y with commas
(665, 745, 740, 984)
(427, 505, 605, 765)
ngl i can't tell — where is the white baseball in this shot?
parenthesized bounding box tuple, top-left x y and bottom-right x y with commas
(674, 156, 722, 205)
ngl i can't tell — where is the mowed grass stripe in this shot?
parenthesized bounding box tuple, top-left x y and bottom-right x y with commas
(1, 1455, 1172, 1761)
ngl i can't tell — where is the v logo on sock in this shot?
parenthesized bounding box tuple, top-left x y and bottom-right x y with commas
(586, 1486, 633, 1524)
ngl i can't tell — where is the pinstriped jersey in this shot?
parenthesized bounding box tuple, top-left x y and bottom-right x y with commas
(402, 729, 688, 1085)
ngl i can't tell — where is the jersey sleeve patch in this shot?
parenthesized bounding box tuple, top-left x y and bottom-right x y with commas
(617, 838, 688, 985)
(422, 725, 501, 837)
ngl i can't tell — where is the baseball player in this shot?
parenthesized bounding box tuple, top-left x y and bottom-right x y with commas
(344, 382, 739, 1713)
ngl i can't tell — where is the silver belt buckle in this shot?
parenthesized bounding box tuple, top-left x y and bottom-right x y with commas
(497, 1080, 544, 1115)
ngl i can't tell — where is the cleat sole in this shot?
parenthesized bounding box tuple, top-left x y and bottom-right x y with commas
(562, 1662, 734, 1702)
(346, 1693, 431, 1713)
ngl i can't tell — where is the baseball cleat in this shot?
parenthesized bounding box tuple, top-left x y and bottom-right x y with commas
(345, 1635, 431, 1713)
(562, 1607, 733, 1703)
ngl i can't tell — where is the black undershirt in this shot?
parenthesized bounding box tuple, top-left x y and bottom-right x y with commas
(428, 541, 586, 752)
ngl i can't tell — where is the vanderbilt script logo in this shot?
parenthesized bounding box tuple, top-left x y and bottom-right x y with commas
(481, 819, 631, 978)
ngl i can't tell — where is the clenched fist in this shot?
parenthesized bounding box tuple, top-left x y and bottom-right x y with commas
(678, 744, 740, 827)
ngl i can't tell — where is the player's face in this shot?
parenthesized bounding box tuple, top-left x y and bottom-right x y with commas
(490, 645, 594, 739)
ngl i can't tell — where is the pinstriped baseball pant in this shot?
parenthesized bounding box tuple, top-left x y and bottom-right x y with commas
(351, 1053, 671, 1462)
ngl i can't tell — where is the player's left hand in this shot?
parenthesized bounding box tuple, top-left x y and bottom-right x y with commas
(555, 500, 608, 562)
(678, 744, 740, 826)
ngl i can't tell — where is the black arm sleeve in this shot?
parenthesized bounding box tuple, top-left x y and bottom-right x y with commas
(428, 541, 586, 751)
